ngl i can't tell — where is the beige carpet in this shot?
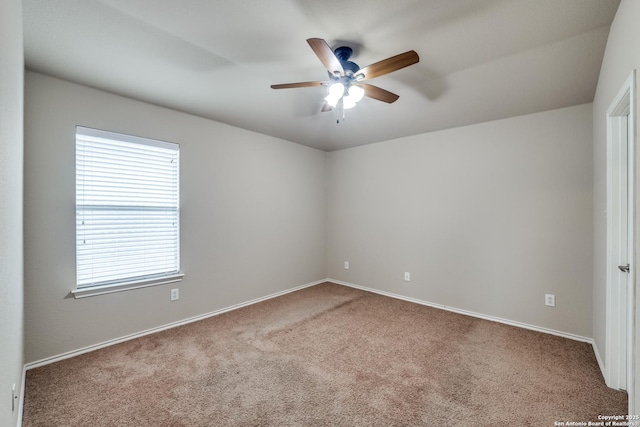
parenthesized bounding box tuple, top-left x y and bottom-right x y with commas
(23, 282, 627, 426)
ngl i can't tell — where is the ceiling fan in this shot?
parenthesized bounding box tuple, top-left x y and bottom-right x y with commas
(271, 38, 419, 116)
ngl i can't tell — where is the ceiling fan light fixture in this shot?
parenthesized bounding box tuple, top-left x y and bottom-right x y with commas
(348, 85, 365, 102)
(342, 96, 357, 109)
(325, 82, 345, 107)
(328, 82, 344, 97)
(325, 94, 341, 108)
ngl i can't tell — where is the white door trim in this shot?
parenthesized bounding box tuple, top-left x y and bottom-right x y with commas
(605, 70, 636, 413)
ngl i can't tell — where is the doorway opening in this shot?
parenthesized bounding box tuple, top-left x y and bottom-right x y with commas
(606, 70, 635, 411)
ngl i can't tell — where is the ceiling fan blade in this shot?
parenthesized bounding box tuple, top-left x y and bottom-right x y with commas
(307, 38, 344, 76)
(357, 50, 419, 81)
(361, 83, 400, 103)
(271, 81, 327, 89)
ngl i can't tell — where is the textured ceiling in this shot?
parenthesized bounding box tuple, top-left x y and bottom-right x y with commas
(23, 0, 620, 151)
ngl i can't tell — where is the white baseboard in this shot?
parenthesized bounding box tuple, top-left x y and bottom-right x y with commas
(328, 278, 594, 344)
(24, 279, 326, 371)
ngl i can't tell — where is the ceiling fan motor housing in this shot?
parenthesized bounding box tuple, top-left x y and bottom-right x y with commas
(333, 46, 360, 75)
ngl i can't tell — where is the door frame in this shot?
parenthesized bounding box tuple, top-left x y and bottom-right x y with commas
(605, 70, 636, 412)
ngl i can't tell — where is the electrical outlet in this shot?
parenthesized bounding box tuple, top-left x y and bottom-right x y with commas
(344, 261, 349, 270)
(404, 272, 411, 282)
(170, 288, 179, 301)
(545, 294, 555, 307)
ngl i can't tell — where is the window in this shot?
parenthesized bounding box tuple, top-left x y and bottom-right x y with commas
(74, 126, 181, 298)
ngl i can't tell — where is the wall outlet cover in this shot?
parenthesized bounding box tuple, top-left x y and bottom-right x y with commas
(545, 294, 555, 307)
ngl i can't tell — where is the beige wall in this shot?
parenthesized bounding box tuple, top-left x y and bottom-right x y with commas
(592, 0, 640, 411)
(24, 72, 327, 363)
(327, 104, 593, 338)
(0, 0, 24, 425)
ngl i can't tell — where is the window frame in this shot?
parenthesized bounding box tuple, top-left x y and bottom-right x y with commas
(72, 126, 183, 299)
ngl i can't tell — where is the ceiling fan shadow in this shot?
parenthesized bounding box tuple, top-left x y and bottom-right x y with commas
(394, 65, 448, 102)
(291, 93, 330, 118)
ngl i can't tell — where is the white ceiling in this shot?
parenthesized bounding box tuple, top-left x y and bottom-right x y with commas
(23, 0, 620, 151)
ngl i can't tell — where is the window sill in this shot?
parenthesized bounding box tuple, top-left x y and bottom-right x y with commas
(71, 273, 184, 299)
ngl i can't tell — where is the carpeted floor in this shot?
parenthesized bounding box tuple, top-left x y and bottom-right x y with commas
(23, 282, 627, 426)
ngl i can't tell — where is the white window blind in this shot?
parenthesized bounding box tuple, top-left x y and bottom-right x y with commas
(76, 126, 180, 288)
